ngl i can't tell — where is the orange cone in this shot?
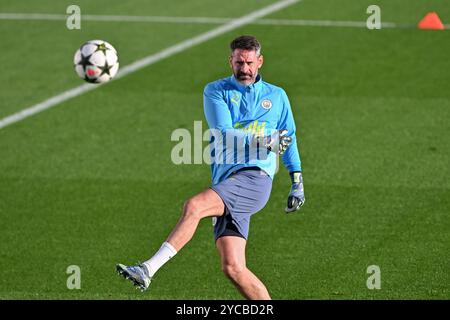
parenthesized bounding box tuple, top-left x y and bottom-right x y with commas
(418, 12, 445, 30)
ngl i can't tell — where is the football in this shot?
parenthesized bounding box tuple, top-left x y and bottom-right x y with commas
(73, 40, 119, 83)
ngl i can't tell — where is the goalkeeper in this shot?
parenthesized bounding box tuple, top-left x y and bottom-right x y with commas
(117, 35, 305, 299)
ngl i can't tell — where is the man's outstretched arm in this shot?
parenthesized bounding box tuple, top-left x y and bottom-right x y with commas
(278, 90, 305, 213)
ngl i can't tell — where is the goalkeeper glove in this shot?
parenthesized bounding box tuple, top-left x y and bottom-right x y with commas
(285, 171, 305, 213)
(253, 129, 292, 155)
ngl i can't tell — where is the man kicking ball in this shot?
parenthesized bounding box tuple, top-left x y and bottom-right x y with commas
(116, 35, 305, 299)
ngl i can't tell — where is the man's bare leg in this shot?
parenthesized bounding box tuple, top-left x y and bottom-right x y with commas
(117, 188, 225, 290)
(167, 188, 225, 251)
(216, 236, 271, 300)
(140, 188, 224, 276)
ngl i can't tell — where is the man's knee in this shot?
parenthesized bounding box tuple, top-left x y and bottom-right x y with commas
(222, 261, 245, 281)
(182, 197, 201, 220)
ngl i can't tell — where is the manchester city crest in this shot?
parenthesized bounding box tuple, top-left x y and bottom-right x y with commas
(261, 99, 272, 109)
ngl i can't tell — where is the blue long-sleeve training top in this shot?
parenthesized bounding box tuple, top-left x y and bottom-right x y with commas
(203, 74, 301, 185)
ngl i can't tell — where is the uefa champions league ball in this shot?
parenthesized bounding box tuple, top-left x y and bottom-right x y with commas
(73, 40, 119, 83)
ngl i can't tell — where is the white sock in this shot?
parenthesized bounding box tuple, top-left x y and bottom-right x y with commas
(143, 242, 177, 277)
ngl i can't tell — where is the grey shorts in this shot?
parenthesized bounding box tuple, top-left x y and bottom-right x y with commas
(211, 167, 273, 241)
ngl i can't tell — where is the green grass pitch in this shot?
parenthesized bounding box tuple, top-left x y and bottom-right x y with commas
(0, 0, 449, 299)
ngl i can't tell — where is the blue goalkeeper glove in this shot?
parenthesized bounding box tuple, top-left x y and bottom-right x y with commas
(285, 171, 305, 213)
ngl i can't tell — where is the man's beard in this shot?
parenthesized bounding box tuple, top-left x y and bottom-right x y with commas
(235, 71, 256, 83)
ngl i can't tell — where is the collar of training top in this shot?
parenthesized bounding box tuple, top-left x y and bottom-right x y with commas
(230, 74, 263, 92)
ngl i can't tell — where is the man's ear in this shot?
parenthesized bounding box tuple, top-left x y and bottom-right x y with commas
(228, 56, 233, 69)
(258, 54, 264, 69)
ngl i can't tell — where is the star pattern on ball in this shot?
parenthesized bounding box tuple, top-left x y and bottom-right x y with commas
(99, 60, 113, 76)
(78, 53, 93, 71)
(95, 43, 109, 55)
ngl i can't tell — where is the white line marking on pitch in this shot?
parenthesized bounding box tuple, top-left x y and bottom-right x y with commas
(0, 0, 300, 130)
(1, 12, 443, 29)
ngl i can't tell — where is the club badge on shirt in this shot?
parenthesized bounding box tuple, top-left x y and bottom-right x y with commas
(261, 99, 272, 109)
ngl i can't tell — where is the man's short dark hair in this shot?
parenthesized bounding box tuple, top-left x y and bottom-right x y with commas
(230, 35, 261, 55)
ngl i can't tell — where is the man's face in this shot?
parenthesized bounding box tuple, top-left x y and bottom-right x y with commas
(229, 49, 263, 85)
